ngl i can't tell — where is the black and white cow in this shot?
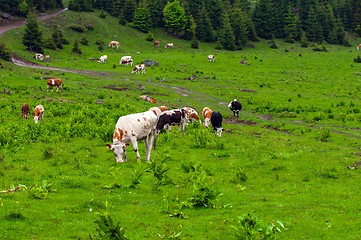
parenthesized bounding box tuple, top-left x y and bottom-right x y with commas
(228, 99, 242, 117)
(156, 108, 187, 133)
(211, 111, 223, 137)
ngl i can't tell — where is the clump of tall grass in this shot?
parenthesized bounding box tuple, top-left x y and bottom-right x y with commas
(192, 128, 224, 149)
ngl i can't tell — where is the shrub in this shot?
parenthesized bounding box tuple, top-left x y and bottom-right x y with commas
(80, 37, 89, 45)
(354, 55, 361, 63)
(0, 43, 11, 61)
(232, 213, 287, 239)
(145, 32, 155, 42)
(72, 40, 82, 54)
(191, 38, 199, 49)
(69, 24, 85, 33)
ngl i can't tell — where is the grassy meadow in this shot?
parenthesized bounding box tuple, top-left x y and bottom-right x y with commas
(0, 10, 361, 239)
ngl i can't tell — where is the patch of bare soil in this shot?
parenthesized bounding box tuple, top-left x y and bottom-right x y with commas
(105, 84, 128, 91)
(224, 116, 257, 125)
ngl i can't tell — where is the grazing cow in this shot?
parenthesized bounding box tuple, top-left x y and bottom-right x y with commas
(228, 99, 242, 117)
(140, 95, 156, 103)
(108, 41, 119, 49)
(33, 53, 43, 61)
(106, 106, 168, 163)
(202, 107, 213, 127)
(33, 105, 44, 124)
(21, 102, 30, 118)
(132, 64, 146, 74)
(98, 55, 108, 64)
(357, 44, 361, 50)
(208, 55, 215, 62)
(154, 40, 160, 47)
(165, 43, 174, 49)
(156, 108, 187, 133)
(211, 111, 223, 137)
(183, 106, 199, 123)
(119, 56, 133, 66)
(47, 78, 63, 92)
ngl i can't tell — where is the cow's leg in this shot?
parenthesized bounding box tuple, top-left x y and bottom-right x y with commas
(130, 137, 140, 160)
(122, 147, 127, 162)
(145, 132, 155, 161)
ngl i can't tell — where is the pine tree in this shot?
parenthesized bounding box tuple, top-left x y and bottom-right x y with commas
(22, 10, 44, 53)
(123, 0, 136, 23)
(184, 15, 196, 40)
(252, 0, 275, 39)
(306, 7, 323, 43)
(132, 5, 152, 33)
(196, 4, 215, 42)
(284, 5, 299, 43)
(230, 8, 248, 47)
(219, 12, 236, 51)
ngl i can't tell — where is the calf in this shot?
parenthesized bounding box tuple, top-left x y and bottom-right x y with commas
(33, 105, 44, 124)
(156, 108, 187, 133)
(47, 78, 63, 92)
(165, 43, 174, 49)
(108, 41, 119, 49)
(208, 55, 215, 62)
(211, 111, 223, 137)
(132, 64, 146, 74)
(119, 56, 133, 66)
(202, 107, 213, 127)
(98, 55, 108, 64)
(154, 40, 160, 47)
(33, 53, 43, 61)
(228, 99, 242, 117)
(140, 95, 156, 103)
(183, 106, 199, 125)
(106, 106, 168, 163)
(21, 102, 30, 118)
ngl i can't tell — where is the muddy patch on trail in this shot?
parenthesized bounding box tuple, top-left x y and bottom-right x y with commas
(105, 84, 128, 91)
(224, 117, 257, 126)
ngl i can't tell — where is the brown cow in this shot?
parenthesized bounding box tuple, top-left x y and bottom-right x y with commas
(154, 40, 160, 47)
(22, 102, 30, 118)
(47, 78, 63, 92)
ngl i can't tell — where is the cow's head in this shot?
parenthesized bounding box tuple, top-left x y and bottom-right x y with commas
(106, 143, 127, 163)
(216, 128, 224, 137)
(34, 115, 40, 124)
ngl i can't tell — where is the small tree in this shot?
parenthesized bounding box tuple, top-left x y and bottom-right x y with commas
(22, 10, 44, 53)
(132, 6, 152, 33)
(71, 40, 82, 54)
(163, 0, 187, 36)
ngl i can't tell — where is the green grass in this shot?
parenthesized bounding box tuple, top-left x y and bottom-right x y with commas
(1, 10, 361, 239)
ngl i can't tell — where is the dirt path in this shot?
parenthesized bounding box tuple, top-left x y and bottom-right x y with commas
(0, 8, 68, 37)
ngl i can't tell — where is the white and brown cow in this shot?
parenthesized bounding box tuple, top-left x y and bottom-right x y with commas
(165, 43, 174, 49)
(33, 53, 43, 61)
(106, 106, 168, 163)
(140, 95, 156, 103)
(119, 56, 133, 66)
(357, 44, 361, 50)
(154, 40, 160, 47)
(21, 102, 30, 118)
(132, 64, 146, 74)
(202, 107, 213, 127)
(98, 55, 108, 64)
(183, 106, 199, 124)
(108, 41, 119, 49)
(208, 55, 215, 62)
(33, 105, 44, 124)
(47, 78, 63, 92)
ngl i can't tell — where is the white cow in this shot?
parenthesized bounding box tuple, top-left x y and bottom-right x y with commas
(98, 55, 108, 64)
(108, 41, 119, 49)
(208, 55, 215, 62)
(131, 64, 146, 74)
(106, 106, 168, 163)
(33, 53, 43, 61)
(165, 43, 174, 49)
(119, 56, 133, 66)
